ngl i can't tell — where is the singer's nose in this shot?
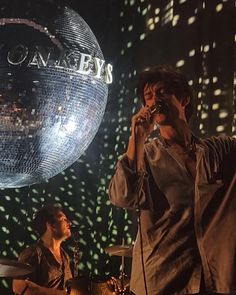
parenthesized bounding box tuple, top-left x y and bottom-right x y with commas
(67, 220, 72, 228)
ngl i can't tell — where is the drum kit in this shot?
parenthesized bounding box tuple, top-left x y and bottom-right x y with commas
(104, 244, 133, 295)
(0, 244, 133, 295)
(69, 244, 133, 295)
(0, 258, 33, 278)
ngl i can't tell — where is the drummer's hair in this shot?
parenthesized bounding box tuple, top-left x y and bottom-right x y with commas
(32, 204, 62, 236)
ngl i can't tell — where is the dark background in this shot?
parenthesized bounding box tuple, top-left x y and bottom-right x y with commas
(0, 0, 235, 293)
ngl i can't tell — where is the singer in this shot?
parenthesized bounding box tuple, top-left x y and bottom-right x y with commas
(109, 65, 236, 295)
(12, 204, 72, 295)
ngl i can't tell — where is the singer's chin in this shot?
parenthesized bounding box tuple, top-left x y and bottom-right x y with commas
(65, 228, 72, 238)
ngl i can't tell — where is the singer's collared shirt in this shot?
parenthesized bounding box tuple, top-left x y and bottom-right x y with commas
(18, 240, 72, 290)
(109, 135, 236, 295)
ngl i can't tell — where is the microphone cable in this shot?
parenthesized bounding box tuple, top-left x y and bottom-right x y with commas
(133, 123, 149, 295)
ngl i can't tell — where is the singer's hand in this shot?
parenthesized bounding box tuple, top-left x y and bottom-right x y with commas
(131, 105, 155, 141)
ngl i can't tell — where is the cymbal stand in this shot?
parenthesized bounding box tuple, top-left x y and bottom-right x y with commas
(73, 230, 80, 278)
(118, 239, 127, 294)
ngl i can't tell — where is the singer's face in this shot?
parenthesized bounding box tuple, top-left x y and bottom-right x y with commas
(50, 211, 71, 240)
(143, 83, 186, 125)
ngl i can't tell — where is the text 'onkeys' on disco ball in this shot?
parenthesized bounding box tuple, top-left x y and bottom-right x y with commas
(0, 0, 113, 188)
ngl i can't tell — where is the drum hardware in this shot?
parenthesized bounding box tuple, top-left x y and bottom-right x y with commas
(67, 275, 120, 295)
(104, 245, 133, 258)
(119, 254, 130, 295)
(0, 258, 33, 278)
(72, 229, 81, 278)
(105, 241, 132, 295)
(69, 231, 132, 294)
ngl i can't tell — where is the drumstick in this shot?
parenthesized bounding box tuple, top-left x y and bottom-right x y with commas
(20, 285, 28, 295)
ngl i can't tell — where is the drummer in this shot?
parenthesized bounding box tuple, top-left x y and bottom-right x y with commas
(13, 204, 72, 295)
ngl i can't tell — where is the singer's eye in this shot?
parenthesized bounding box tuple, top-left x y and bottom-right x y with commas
(156, 88, 173, 98)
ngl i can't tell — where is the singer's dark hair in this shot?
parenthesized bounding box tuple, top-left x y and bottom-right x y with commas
(32, 204, 62, 236)
(137, 65, 194, 122)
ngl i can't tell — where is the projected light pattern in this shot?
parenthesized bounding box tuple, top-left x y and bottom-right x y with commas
(0, 0, 235, 294)
(116, 0, 235, 137)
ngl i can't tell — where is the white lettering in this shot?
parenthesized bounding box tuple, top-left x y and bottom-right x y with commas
(7, 44, 28, 65)
(94, 57, 105, 79)
(28, 51, 51, 68)
(65, 52, 79, 70)
(77, 53, 92, 75)
(104, 63, 113, 84)
(1, 43, 113, 84)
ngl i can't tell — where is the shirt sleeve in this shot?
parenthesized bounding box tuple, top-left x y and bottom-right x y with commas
(18, 245, 40, 282)
(108, 154, 150, 209)
(205, 136, 236, 179)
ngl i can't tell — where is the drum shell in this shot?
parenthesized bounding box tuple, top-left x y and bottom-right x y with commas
(67, 276, 90, 295)
(67, 276, 115, 295)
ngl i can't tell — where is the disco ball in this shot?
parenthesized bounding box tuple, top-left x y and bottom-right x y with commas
(0, 0, 111, 188)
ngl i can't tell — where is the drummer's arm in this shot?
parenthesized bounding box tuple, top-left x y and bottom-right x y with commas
(13, 245, 38, 295)
(13, 279, 68, 295)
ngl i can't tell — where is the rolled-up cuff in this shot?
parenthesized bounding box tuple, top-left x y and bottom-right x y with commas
(118, 154, 148, 178)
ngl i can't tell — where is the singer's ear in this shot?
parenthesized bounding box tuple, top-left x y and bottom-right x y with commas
(46, 221, 55, 231)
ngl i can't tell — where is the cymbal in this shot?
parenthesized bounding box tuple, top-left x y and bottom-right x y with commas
(0, 259, 34, 278)
(105, 245, 133, 257)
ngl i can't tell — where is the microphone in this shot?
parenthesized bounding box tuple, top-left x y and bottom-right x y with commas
(136, 101, 168, 125)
